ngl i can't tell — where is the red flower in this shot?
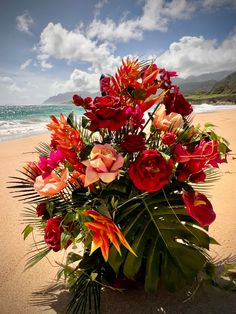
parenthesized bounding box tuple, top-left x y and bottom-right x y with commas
(44, 216, 71, 252)
(128, 150, 173, 192)
(182, 190, 216, 226)
(36, 203, 47, 217)
(161, 132, 177, 146)
(174, 140, 222, 182)
(73, 94, 84, 106)
(85, 96, 128, 131)
(121, 134, 146, 153)
(164, 89, 193, 116)
(100, 75, 111, 96)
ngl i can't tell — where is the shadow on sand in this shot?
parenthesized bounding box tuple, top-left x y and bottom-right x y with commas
(29, 278, 236, 314)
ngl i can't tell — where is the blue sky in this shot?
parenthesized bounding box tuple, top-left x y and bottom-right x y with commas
(0, 0, 236, 105)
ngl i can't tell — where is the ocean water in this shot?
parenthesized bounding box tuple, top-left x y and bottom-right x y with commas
(0, 103, 235, 142)
(0, 104, 84, 142)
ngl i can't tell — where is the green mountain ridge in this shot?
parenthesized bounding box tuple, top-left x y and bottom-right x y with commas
(209, 71, 236, 95)
(185, 71, 236, 103)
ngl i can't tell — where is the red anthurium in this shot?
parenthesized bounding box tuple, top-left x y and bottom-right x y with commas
(182, 190, 216, 227)
(83, 209, 136, 261)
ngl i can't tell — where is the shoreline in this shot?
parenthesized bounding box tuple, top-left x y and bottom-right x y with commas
(0, 109, 236, 313)
(1, 107, 236, 143)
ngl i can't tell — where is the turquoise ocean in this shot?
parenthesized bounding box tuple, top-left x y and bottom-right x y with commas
(0, 103, 235, 142)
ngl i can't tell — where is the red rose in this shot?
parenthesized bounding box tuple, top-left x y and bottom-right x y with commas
(161, 132, 177, 146)
(36, 203, 47, 217)
(73, 95, 93, 110)
(121, 134, 146, 153)
(73, 94, 84, 106)
(182, 190, 216, 226)
(44, 216, 71, 252)
(85, 96, 128, 131)
(128, 150, 173, 192)
(164, 91, 193, 116)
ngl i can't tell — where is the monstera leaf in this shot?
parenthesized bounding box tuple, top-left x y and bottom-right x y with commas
(108, 189, 212, 292)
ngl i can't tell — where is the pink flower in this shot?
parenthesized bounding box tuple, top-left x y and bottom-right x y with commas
(38, 150, 65, 178)
(100, 75, 111, 96)
(153, 104, 183, 132)
(34, 169, 68, 197)
(125, 105, 145, 128)
(82, 144, 124, 187)
(182, 190, 216, 226)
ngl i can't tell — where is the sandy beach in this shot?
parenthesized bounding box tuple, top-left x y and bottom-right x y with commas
(0, 109, 236, 314)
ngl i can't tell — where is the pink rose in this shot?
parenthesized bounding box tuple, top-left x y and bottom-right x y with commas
(82, 144, 124, 186)
(34, 169, 68, 197)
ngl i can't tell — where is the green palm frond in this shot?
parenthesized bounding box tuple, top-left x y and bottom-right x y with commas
(67, 271, 101, 314)
(109, 188, 212, 292)
(25, 245, 51, 270)
(191, 167, 222, 197)
(35, 142, 51, 157)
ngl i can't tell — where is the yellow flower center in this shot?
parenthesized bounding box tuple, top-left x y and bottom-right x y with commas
(194, 200, 206, 207)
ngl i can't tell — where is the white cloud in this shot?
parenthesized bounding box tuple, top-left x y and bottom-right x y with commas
(20, 59, 32, 70)
(94, 0, 109, 18)
(16, 12, 34, 34)
(0, 75, 25, 93)
(201, 0, 236, 9)
(87, 0, 194, 42)
(37, 22, 120, 72)
(156, 30, 236, 77)
(50, 69, 100, 95)
(36, 54, 53, 70)
(0, 76, 13, 83)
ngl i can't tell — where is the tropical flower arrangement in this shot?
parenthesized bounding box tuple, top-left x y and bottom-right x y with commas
(10, 58, 232, 313)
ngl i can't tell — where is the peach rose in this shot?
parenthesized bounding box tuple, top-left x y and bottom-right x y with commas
(34, 169, 68, 197)
(82, 144, 124, 186)
(153, 104, 183, 132)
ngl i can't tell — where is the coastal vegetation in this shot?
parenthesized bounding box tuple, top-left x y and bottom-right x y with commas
(185, 71, 236, 103)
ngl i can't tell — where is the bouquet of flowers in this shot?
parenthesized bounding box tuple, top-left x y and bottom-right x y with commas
(10, 58, 231, 313)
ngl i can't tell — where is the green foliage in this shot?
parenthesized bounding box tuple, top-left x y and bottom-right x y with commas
(109, 189, 211, 292)
(66, 271, 101, 314)
(22, 224, 33, 240)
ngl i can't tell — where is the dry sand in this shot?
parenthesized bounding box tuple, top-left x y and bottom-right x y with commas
(0, 110, 236, 314)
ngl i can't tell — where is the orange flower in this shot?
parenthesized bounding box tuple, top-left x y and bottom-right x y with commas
(34, 169, 68, 197)
(48, 114, 84, 151)
(153, 103, 183, 132)
(83, 209, 136, 261)
(111, 58, 165, 111)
